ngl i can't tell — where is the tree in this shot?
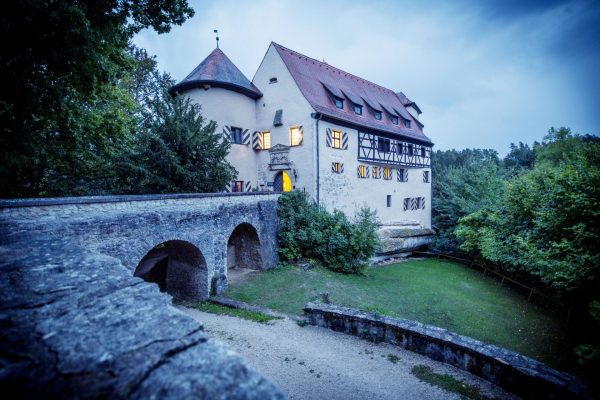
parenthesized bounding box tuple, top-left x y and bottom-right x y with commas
(0, 0, 194, 197)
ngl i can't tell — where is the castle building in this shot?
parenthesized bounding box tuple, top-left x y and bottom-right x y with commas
(170, 42, 434, 250)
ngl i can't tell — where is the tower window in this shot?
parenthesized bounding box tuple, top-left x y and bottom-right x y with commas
(261, 131, 271, 149)
(269, 77, 278, 83)
(231, 127, 243, 144)
(290, 126, 303, 146)
(383, 167, 392, 180)
(331, 129, 342, 149)
(387, 195, 392, 207)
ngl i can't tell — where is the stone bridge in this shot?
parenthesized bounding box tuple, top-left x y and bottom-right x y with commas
(0, 193, 284, 398)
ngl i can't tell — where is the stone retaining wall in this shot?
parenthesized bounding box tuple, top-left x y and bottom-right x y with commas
(304, 302, 590, 400)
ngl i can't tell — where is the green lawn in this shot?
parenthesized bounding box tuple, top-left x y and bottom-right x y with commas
(225, 259, 573, 371)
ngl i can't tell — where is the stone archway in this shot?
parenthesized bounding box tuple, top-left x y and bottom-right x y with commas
(134, 240, 208, 302)
(227, 223, 262, 271)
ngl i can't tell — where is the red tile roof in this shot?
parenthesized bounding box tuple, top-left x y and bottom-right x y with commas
(170, 48, 263, 99)
(272, 43, 432, 145)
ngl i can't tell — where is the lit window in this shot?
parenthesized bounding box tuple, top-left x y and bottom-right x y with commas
(377, 137, 390, 153)
(404, 119, 411, 128)
(387, 195, 392, 207)
(391, 116, 398, 125)
(231, 127, 243, 144)
(383, 167, 392, 180)
(358, 165, 368, 178)
(331, 129, 342, 149)
(374, 111, 382, 120)
(290, 126, 303, 146)
(334, 96, 344, 109)
(233, 181, 244, 192)
(332, 162, 343, 174)
(423, 171, 430, 183)
(260, 131, 271, 149)
(354, 104, 362, 115)
(372, 166, 380, 179)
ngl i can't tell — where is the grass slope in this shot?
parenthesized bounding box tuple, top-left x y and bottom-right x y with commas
(225, 259, 572, 370)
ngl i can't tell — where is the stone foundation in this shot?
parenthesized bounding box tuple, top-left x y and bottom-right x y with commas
(376, 223, 434, 255)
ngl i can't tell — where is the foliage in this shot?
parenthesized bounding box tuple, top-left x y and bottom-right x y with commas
(410, 365, 492, 400)
(0, 0, 194, 197)
(277, 191, 379, 274)
(193, 302, 281, 324)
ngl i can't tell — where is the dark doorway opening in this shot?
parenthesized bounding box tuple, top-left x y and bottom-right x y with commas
(227, 223, 262, 271)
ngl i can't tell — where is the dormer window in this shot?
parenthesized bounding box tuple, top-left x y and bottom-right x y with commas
(374, 111, 382, 120)
(403, 119, 411, 128)
(334, 96, 344, 109)
(391, 116, 398, 125)
(354, 104, 362, 115)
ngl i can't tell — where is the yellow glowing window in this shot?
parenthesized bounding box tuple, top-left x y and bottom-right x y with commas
(261, 131, 271, 149)
(290, 126, 303, 146)
(383, 167, 392, 180)
(331, 129, 342, 149)
(332, 162, 342, 173)
(358, 165, 368, 178)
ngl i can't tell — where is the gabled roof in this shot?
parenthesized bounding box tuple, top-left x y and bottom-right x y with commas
(169, 48, 263, 99)
(272, 43, 431, 144)
(396, 91, 422, 114)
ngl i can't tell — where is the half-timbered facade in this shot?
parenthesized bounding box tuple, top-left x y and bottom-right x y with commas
(170, 42, 434, 240)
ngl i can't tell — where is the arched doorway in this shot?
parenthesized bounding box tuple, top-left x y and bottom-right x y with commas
(227, 223, 262, 271)
(134, 240, 208, 302)
(273, 171, 292, 192)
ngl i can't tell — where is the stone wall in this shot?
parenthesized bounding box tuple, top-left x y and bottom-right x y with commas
(0, 193, 284, 398)
(304, 303, 590, 400)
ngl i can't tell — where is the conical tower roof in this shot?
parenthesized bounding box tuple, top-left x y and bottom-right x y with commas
(169, 48, 262, 99)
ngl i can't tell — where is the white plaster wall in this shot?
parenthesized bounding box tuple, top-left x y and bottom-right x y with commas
(184, 88, 259, 188)
(318, 120, 431, 227)
(252, 44, 316, 194)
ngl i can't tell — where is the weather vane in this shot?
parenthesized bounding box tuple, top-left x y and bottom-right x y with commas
(214, 29, 219, 48)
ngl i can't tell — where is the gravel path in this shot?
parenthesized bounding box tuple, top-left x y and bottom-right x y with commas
(179, 306, 518, 400)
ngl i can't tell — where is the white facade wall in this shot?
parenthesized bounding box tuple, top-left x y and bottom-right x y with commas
(252, 44, 316, 194)
(318, 120, 431, 228)
(185, 87, 258, 189)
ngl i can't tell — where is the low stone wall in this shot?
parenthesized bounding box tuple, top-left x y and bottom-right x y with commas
(304, 303, 590, 400)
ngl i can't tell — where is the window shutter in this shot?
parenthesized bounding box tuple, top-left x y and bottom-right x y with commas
(403, 198, 410, 211)
(242, 129, 250, 145)
(340, 163, 344, 174)
(377, 167, 382, 179)
(252, 131, 261, 150)
(342, 132, 348, 149)
(223, 126, 232, 142)
(357, 165, 361, 178)
(421, 197, 426, 209)
(366, 166, 370, 178)
(223, 181, 232, 193)
(332, 162, 336, 173)
(297, 126, 304, 146)
(411, 198, 418, 210)
(245, 181, 252, 192)
(326, 128, 332, 147)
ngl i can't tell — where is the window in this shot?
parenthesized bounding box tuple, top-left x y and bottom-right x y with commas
(372, 166, 380, 179)
(290, 126, 303, 146)
(383, 167, 392, 180)
(233, 181, 244, 192)
(387, 195, 392, 207)
(404, 197, 425, 211)
(261, 131, 271, 149)
(269, 77, 278, 83)
(332, 162, 343, 174)
(231, 127, 243, 144)
(397, 142, 403, 155)
(354, 104, 362, 115)
(423, 170, 430, 183)
(358, 164, 368, 178)
(403, 119, 411, 128)
(398, 168, 408, 182)
(331, 129, 342, 149)
(334, 96, 344, 109)
(374, 110, 382, 120)
(377, 137, 390, 153)
(391, 116, 398, 125)
(418, 197, 426, 209)
(420, 146, 426, 157)
(408, 144, 414, 156)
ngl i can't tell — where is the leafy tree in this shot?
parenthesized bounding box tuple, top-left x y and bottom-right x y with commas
(0, 0, 194, 197)
(503, 141, 535, 170)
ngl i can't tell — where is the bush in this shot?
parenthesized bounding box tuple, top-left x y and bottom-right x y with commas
(277, 191, 379, 274)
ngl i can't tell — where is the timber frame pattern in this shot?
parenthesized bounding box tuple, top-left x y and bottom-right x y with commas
(358, 132, 431, 168)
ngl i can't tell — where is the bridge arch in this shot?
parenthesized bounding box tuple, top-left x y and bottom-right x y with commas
(134, 240, 209, 302)
(227, 223, 262, 271)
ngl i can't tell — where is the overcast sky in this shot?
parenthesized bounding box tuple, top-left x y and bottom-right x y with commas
(134, 0, 600, 154)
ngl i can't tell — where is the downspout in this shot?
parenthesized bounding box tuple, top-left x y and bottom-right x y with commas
(311, 112, 323, 205)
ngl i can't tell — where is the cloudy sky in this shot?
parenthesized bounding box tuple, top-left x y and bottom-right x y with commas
(134, 0, 600, 154)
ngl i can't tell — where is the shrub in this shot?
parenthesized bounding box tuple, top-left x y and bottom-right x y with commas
(277, 191, 379, 274)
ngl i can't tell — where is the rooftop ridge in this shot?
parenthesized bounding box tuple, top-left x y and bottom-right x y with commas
(271, 42, 397, 96)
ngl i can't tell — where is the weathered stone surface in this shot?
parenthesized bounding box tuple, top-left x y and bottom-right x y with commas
(304, 302, 592, 400)
(0, 194, 285, 399)
(376, 225, 434, 254)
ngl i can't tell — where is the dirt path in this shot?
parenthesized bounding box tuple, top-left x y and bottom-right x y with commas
(179, 307, 518, 400)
